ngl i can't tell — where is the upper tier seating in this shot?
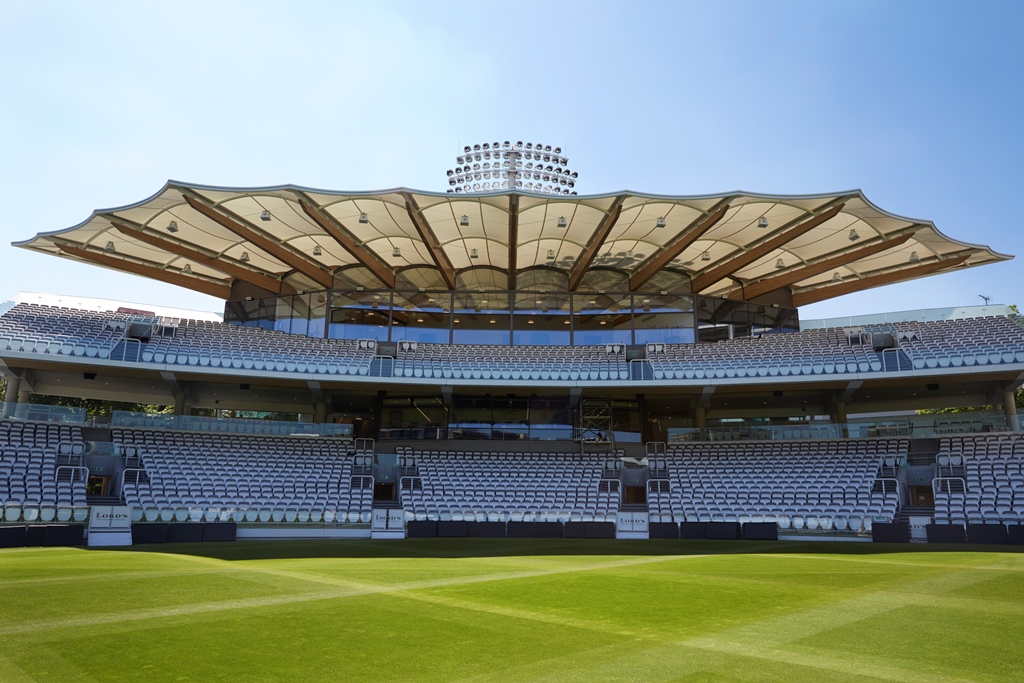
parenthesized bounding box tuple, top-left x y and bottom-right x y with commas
(649, 439, 906, 532)
(116, 429, 368, 524)
(397, 446, 615, 523)
(933, 434, 1024, 525)
(393, 344, 629, 380)
(0, 303, 376, 375)
(1, 303, 1023, 381)
(0, 420, 86, 522)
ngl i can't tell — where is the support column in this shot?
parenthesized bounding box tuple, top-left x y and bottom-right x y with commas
(3, 376, 20, 417)
(836, 401, 848, 438)
(1004, 390, 1019, 432)
(313, 401, 327, 424)
(17, 388, 30, 403)
(173, 393, 187, 416)
(693, 406, 707, 429)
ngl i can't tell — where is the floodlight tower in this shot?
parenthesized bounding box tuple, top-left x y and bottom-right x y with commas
(446, 140, 579, 195)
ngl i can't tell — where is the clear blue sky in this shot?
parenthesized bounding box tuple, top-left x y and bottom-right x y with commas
(1, 0, 1021, 319)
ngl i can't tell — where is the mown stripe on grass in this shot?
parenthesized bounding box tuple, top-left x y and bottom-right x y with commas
(446, 557, 1004, 683)
(0, 553, 703, 636)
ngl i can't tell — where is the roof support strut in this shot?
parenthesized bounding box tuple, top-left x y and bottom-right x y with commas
(296, 196, 397, 288)
(629, 200, 731, 291)
(792, 254, 972, 306)
(729, 233, 915, 301)
(507, 194, 519, 290)
(568, 195, 626, 291)
(402, 192, 457, 290)
(182, 192, 335, 290)
(110, 220, 290, 295)
(54, 242, 231, 299)
(689, 202, 847, 293)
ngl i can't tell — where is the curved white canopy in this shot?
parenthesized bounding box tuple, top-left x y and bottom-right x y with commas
(15, 182, 1011, 305)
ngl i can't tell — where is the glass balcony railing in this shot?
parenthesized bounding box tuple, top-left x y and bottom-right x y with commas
(110, 411, 353, 437)
(0, 403, 87, 423)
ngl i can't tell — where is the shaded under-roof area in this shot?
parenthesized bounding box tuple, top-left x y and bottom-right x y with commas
(14, 183, 1011, 305)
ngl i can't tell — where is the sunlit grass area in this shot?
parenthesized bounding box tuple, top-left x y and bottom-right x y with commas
(0, 539, 1021, 682)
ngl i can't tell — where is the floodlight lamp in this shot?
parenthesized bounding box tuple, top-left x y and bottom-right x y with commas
(775, 258, 785, 269)
(557, 216, 567, 228)
(516, 141, 523, 147)
(482, 143, 490, 150)
(656, 217, 667, 228)
(554, 147, 561, 154)
(166, 220, 179, 233)
(460, 215, 470, 226)
(701, 251, 711, 261)
(104, 241, 116, 253)
(757, 217, 769, 228)
(447, 169, 454, 176)
(470, 248, 479, 259)
(474, 144, 481, 150)
(909, 251, 920, 262)
(260, 210, 272, 221)
(848, 228, 860, 241)
(393, 247, 401, 257)
(832, 271, 842, 282)
(464, 145, 471, 153)
(547, 249, 555, 259)
(504, 141, 510, 147)
(313, 245, 322, 256)
(182, 264, 192, 274)
(240, 251, 250, 262)
(358, 213, 369, 224)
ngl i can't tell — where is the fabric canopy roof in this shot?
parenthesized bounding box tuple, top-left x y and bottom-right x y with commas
(15, 182, 1011, 306)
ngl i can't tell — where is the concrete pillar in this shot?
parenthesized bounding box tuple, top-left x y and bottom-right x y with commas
(17, 389, 30, 404)
(694, 406, 707, 429)
(4, 376, 20, 406)
(173, 393, 186, 416)
(836, 401, 848, 438)
(2, 376, 19, 417)
(313, 401, 326, 424)
(1004, 390, 1019, 432)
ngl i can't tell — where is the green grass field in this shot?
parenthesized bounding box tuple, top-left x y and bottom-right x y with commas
(0, 539, 1021, 682)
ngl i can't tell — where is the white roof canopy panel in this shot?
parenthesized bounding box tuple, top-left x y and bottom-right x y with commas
(14, 183, 1010, 306)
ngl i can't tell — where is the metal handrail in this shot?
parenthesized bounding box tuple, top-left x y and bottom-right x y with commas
(56, 466, 90, 492)
(119, 468, 147, 497)
(645, 478, 670, 496)
(876, 477, 903, 498)
(932, 477, 967, 496)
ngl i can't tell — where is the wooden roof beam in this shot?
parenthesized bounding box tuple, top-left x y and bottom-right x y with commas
(181, 192, 335, 290)
(507, 195, 519, 290)
(792, 254, 972, 307)
(568, 195, 626, 291)
(55, 242, 231, 299)
(402, 192, 457, 290)
(296, 196, 396, 289)
(628, 200, 731, 291)
(728, 233, 915, 301)
(689, 202, 847, 293)
(109, 220, 291, 295)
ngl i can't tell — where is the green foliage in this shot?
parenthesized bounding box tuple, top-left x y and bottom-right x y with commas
(0, 541, 1021, 682)
(26, 393, 173, 418)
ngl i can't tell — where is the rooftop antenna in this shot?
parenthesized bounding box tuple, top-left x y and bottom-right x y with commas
(979, 295, 991, 305)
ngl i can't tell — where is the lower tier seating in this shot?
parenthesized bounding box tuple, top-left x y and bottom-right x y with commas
(115, 429, 368, 523)
(934, 434, 1024, 525)
(647, 439, 907, 532)
(0, 420, 85, 523)
(396, 447, 615, 523)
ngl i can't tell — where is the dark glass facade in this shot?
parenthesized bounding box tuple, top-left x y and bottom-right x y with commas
(224, 288, 798, 346)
